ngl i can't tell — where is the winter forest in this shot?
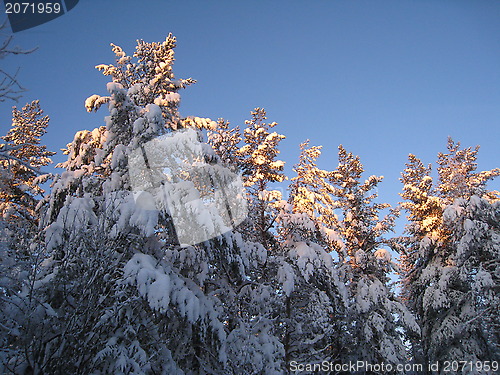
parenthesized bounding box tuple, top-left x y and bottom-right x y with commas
(0, 33, 499, 375)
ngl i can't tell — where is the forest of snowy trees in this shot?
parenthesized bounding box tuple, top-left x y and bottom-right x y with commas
(0, 36, 499, 375)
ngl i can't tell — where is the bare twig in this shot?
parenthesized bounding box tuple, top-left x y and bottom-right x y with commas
(0, 19, 37, 102)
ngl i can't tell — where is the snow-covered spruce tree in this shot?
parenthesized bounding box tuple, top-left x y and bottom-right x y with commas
(441, 194, 500, 364)
(270, 140, 348, 368)
(272, 193, 348, 368)
(286, 140, 350, 252)
(397, 153, 441, 366)
(32, 37, 290, 374)
(238, 108, 286, 249)
(399, 138, 500, 371)
(0, 100, 55, 375)
(0, 100, 54, 228)
(436, 138, 500, 203)
(207, 116, 291, 374)
(31, 36, 282, 374)
(208, 114, 346, 372)
(326, 145, 419, 368)
(222, 248, 286, 375)
(208, 118, 242, 171)
(0, 99, 54, 277)
(287, 140, 333, 239)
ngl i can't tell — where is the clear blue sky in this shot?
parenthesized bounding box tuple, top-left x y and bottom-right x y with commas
(1, 0, 499, 209)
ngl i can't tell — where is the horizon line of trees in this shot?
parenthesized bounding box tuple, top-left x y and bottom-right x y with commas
(0, 35, 498, 374)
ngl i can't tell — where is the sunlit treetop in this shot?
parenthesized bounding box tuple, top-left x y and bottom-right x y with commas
(85, 34, 196, 121)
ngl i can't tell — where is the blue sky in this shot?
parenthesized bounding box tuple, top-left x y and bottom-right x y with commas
(1, 0, 499, 210)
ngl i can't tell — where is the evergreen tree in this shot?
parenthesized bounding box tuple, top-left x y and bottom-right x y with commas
(442, 195, 500, 362)
(0, 100, 54, 227)
(273, 196, 348, 370)
(0, 100, 55, 375)
(3, 30, 498, 375)
(208, 118, 242, 170)
(328, 145, 419, 367)
(287, 140, 334, 243)
(238, 108, 286, 249)
(0, 100, 54, 297)
(437, 138, 500, 203)
(278, 141, 417, 369)
(25, 37, 284, 374)
(399, 138, 500, 372)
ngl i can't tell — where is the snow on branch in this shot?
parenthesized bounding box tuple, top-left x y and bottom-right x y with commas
(0, 143, 42, 174)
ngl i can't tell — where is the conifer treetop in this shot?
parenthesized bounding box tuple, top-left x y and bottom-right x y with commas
(289, 140, 331, 219)
(0, 100, 54, 226)
(85, 35, 196, 122)
(437, 137, 500, 202)
(3, 100, 54, 169)
(239, 107, 286, 188)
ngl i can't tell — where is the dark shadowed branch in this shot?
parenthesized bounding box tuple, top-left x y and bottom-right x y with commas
(0, 19, 37, 102)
